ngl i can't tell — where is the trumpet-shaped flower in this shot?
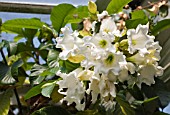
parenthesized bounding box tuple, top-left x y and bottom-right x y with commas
(137, 64, 163, 87)
(127, 23, 155, 54)
(57, 68, 85, 111)
(56, 27, 84, 60)
(95, 51, 126, 75)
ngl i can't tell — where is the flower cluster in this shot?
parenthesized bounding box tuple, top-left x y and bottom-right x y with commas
(56, 11, 163, 111)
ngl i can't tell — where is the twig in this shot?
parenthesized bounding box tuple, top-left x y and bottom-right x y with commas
(14, 88, 23, 115)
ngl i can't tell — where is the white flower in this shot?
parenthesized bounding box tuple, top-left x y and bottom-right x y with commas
(137, 64, 163, 87)
(100, 17, 117, 34)
(127, 23, 155, 54)
(86, 74, 100, 103)
(97, 11, 109, 21)
(57, 68, 85, 111)
(95, 51, 126, 75)
(56, 27, 83, 60)
(127, 42, 162, 65)
(99, 73, 117, 98)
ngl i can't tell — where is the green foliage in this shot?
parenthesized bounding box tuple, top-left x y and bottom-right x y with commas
(116, 92, 135, 115)
(24, 82, 45, 100)
(106, 0, 132, 14)
(0, 89, 13, 115)
(151, 19, 170, 35)
(0, 1, 170, 115)
(31, 106, 71, 115)
(50, 4, 75, 33)
(64, 6, 89, 24)
(41, 81, 56, 98)
(2, 18, 45, 30)
(126, 10, 148, 29)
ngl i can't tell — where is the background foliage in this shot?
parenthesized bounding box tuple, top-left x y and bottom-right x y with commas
(0, 0, 170, 114)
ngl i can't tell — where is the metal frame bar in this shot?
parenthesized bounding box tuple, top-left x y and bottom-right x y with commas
(0, 1, 56, 14)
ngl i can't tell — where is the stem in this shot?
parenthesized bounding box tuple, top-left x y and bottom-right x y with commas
(14, 88, 23, 115)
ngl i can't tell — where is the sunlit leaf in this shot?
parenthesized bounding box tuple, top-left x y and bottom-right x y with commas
(24, 82, 45, 100)
(151, 19, 170, 35)
(2, 18, 45, 29)
(64, 6, 89, 24)
(0, 89, 13, 115)
(106, 0, 132, 14)
(50, 4, 75, 33)
(41, 81, 56, 98)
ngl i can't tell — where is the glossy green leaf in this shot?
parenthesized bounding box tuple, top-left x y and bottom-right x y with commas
(0, 89, 13, 115)
(141, 78, 170, 109)
(64, 6, 89, 24)
(50, 4, 75, 33)
(2, 18, 45, 29)
(59, 60, 80, 73)
(151, 19, 170, 35)
(125, 19, 148, 29)
(106, 0, 132, 14)
(11, 59, 23, 78)
(0, 63, 16, 84)
(131, 10, 146, 20)
(31, 106, 71, 115)
(1, 26, 23, 35)
(41, 81, 56, 98)
(116, 93, 135, 115)
(47, 50, 59, 63)
(126, 9, 148, 29)
(24, 82, 45, 100)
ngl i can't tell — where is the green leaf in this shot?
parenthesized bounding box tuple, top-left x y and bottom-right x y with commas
(31, 106, 71, 115)
(7, 42, 17, 56)
(125, 19, 148, 29)
(77, 110, 100, 115)
(24, 82, 45, 100)
(106, 0, 132, 14)
(59, 60, 80, 73)
(116, 93, 135, 115)
(127, 84, 144, 100)
(22, 28, 38, 40)
(141, 78, 170, 109)
(0, 63, 16, 84)
(47, 50, 59, 63)
(11, 59, 23, 77)
(50, 4, 75, 33)
(30, 64, 47, 76)
(2, 18, 45, 29)
(1, 26, 23, 35)
(151, 19, 170, 35)
(95, 0, 111, 13)
(51, 86, 63, 103)
(131, 10, 146, 20)
(41, 81, 56, 98)
(125, 10, 148, 29)
(0, 89, 13, 115)
(64, 6, 89, 24)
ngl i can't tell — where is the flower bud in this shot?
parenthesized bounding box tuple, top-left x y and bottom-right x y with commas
(88, 1, 97, 14)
